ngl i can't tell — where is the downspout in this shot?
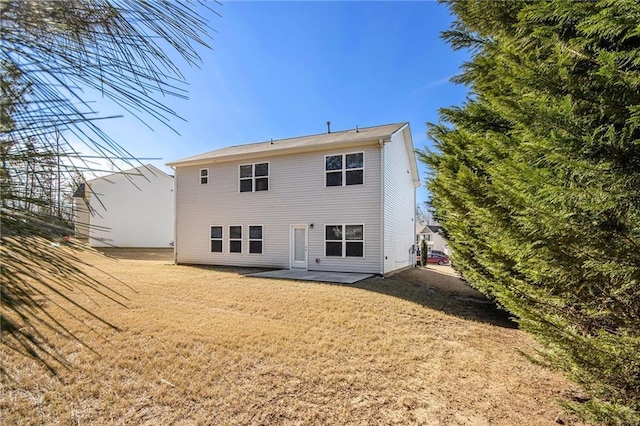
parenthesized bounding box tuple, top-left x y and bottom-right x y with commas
(413, 172, 417, 268)
(379, 138, 385, 275)
(171, 165, 178, 264)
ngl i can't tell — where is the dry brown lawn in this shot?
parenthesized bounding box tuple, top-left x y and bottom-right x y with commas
(1, 249, 585, 425)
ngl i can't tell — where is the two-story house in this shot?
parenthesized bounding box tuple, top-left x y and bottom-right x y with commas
(417, 224, 450, 255)
(167, 122, 420, 275)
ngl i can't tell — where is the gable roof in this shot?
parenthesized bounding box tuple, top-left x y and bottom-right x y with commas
(167, 122, 408, 167)
(419, 225, 442, 234)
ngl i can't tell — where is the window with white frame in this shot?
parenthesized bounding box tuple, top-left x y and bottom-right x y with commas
(325, 225, 364, 257)
(210, 226, 222, 252)
(325, 152, 364, 187)
(239, 162, 269, 192)
(249, 226, 263, 254)
(229, 226, 242, 253)
(200, 168, 209, 185)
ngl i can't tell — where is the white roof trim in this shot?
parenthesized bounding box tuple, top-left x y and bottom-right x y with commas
(87, 164, 173, 183)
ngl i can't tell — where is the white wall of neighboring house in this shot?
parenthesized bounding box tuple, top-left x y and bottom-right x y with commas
(87, 165, 174, 248)
(383, 125, 419, 274)
(73, 185, 90, 240)
(173, 144, 383, 274)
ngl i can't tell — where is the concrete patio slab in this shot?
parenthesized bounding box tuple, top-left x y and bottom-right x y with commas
(247, 269, 374, 284)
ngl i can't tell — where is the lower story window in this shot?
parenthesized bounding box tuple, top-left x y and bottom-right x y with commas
(229, 225, 242, 253)
(325, 224, 364, 257)
(210, 226, 222, 252)
(249, 225, 263, 254)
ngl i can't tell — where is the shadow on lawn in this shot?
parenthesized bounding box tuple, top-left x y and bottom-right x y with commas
(353, 267, 518, 329)
(97, 248, 515, 329)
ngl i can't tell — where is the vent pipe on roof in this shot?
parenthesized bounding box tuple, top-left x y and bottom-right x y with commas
(326, 121, 331, 134)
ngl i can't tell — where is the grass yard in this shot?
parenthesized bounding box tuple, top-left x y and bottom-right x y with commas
(1, 249, 584, 425)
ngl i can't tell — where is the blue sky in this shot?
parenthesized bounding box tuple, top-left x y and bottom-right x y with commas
(92, 1, 469, 207)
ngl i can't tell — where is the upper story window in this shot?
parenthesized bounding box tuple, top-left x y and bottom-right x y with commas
(325, 152, 364, 187)
(239, 162, 269, 192)
(200, 168, 209, 185)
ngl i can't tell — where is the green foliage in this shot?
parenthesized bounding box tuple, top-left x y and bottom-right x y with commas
(1, 0, 217, 373)
(419, 0, 640, 423)
(420, 239, 428, 266)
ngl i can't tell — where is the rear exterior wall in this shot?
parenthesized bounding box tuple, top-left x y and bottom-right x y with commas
(174, 143, 383, 274)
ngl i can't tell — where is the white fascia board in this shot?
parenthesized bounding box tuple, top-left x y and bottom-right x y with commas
(395, 124, 421, 188)
(166, 139, 382, 169)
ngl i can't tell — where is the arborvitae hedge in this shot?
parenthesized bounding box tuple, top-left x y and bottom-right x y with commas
(419, 1, 640, 424)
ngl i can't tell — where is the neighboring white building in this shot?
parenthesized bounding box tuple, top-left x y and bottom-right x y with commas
(417, 224, 450, 255)
(167, 123, 420, 275)
(73, 164, 175, 248)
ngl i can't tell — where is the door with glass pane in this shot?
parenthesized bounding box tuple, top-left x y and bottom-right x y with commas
(290, 225, 307, 269)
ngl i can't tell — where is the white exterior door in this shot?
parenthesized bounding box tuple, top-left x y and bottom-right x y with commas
(290, 225, 308, 269)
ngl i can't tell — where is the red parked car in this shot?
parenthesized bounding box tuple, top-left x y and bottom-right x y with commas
(426, 253, 450, 265)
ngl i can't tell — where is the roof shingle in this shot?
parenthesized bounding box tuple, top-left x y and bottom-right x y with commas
(167, 122, 407, 166)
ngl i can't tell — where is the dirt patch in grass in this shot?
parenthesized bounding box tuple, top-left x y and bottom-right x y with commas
(1, 250, 584, 425)
(95, 247, 174, 261)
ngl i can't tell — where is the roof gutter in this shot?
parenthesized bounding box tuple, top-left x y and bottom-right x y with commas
(166, 139, 383, 169)
(170, 165, 178, 265)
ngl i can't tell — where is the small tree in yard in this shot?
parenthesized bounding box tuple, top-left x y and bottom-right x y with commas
(420, 239, 428, 267)
(419, 1, 639, 424)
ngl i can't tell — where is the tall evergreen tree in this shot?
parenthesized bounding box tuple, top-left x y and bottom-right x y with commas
(419, 1, 640, 424)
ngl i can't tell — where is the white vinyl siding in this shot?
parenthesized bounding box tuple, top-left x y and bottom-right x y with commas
(383, 127, 417, 273)
(174, 144, 382, 273)
(88, 165, 174, 248)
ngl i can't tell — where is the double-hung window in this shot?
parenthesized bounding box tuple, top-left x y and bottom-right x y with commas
(229, 226, 242, 253)
(325, 225, 364, 257)
(239, 162, 269, 192)
(325, 153, 364, 187)
(210, 226, 222, 252)
(249, 226, 263, 254)
(200, 168, 209, 185)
